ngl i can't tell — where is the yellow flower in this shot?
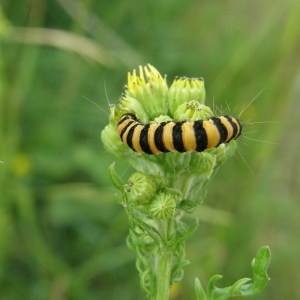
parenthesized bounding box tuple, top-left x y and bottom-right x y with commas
(124, 64, 168, 118)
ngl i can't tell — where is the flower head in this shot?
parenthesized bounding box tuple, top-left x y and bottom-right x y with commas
(125, 64, 168, 119)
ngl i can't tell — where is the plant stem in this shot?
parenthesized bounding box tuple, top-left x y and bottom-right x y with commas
(155, 247, 173, 300)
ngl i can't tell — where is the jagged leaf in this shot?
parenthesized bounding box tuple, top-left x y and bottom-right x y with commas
(196, 246, 271, 300)
(241, 246, 271, 296)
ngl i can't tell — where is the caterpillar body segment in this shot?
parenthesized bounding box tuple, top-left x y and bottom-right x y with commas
(117, 113, 242, 155)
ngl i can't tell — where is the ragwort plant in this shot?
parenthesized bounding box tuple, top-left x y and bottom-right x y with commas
(101, 64, 270, 300)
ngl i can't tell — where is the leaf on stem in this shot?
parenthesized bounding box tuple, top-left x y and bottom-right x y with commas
(194, 246, 271, 300)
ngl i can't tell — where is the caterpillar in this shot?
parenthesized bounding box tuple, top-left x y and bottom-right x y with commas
(117, 113, 242, 154)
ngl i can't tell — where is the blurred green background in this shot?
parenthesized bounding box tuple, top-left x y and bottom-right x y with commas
(1, 0, 300, 299)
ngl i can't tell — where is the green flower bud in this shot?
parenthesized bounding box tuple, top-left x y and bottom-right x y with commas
(168, 77, 206, 117)
(189, 152, 217, 175)
(117, 95, 149, 123)
(150, 192, 177, 220)
(171, 152, 217, 200)
(125, 172, 157, 204)
(125, 64, 168, 118)
(152, 115, 173, 123)
(101, 123, 125, 154)
(209, 140, 237, 165)
(173, 100, 213, 122)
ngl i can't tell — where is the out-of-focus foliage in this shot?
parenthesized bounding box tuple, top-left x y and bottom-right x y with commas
(0, 0, 300, 299)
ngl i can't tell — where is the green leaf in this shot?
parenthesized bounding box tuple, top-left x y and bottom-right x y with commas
(108, 162, 124, 191)
(108, 162, 129, 206)
(196, 246, 271, 300)
(241, 246, 271, 296)
(195, 277, 207, 300)
(179, 199, 198, 213)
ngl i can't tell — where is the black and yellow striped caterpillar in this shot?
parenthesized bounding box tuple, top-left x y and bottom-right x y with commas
(117, 113, 242, 154)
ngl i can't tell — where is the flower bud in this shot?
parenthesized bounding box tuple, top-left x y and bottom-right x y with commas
(168, 77, 206, 117)
(125, 172, 157, 204)
(173, 100, 213, 122)
(209, 140, 237, 165)
(152, 115, 173, 123)
(101, 123, 125, 154)
(150, 192, 177, 220)
(117, 95, 149, 123)
(189, 152, 217, 175)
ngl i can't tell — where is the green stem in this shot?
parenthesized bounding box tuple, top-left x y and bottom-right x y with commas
(154, 219, 174, 300)
(155, 247, 173, 300)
